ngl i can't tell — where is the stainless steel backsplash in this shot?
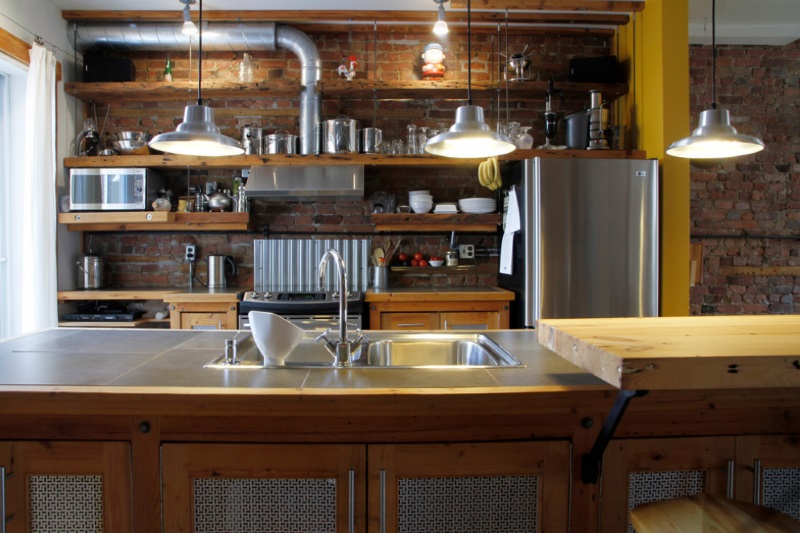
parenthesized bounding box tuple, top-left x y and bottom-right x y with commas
(253, 238, 370, 292)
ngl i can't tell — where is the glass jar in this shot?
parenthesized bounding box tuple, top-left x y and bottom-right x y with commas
(446, 250, 459, 267)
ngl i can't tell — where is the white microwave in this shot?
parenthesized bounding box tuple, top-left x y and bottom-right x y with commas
(69, 168, 164, 211)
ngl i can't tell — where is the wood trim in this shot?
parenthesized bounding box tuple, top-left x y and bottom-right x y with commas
(451, 0, 645, 10)
(0, 25, 62, 81)
(718, 265, 800, 277)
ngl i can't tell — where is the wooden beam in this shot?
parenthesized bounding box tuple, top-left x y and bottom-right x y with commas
(451, 0, 644, 11)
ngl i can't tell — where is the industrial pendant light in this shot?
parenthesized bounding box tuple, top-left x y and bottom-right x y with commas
(666, 0, 764, 159)
(149, 0, 243, 157)
(425, 0, 516, 158)
(180, 0, 198, 36)
(432, 0, 449, 36)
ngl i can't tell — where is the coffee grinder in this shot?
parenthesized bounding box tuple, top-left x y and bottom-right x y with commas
(587, 90, 610, 150)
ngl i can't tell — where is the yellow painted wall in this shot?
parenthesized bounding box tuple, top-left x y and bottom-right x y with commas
(616, 0, 691, 316)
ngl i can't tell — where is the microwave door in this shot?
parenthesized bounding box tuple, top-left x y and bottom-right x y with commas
(103, 172, 143, 209)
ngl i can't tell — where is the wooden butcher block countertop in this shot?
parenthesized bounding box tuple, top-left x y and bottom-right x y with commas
(365, 286, 514, 302)
(537, 315, 800, 390)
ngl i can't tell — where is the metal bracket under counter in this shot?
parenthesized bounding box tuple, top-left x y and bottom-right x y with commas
(582, 389, 648, 485)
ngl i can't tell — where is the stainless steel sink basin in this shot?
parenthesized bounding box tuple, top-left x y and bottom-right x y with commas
(205, 332, 523, 369)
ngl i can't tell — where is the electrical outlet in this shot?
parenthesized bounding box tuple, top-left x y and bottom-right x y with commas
(459, 244, 475, 259)
(185, 244, 196, 262)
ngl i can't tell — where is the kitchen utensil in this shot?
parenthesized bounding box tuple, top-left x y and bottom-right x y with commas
(207, 255, 237, 289)
(321, 115, 358, 154)
(206, 190, 233, 212)
(372, 247, 385, 266)
(565, 111, 590, 149)
(76, 255, 104, 289)
(265, 130, 297, 154)
(242, 125, 264, 155)
(359, 127, 383, 153)
(111, 132, 152, 155)
(385, 238, 402, 265)
(248, 311, 305, 366)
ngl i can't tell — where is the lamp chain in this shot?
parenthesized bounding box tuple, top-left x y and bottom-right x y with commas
(197, 0, 203, 105)
(467, 0, 472, 105)
(711, 0, 716, 109)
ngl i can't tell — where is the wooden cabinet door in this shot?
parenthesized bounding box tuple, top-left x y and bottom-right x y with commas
(736, 435, 800, 522)
(368, 441, 570, 533)
(178, 311, 229, 330)
(162, 443, 366, 533)
(600, 436, 736, 532)
(440, 311, 499, 330)
(0, 441, 132, 533)
(379, 312, 439, 330)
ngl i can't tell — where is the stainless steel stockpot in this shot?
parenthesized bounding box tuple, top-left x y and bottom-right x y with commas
(321, 115, 358, 154)
(265, 130, 298, 154)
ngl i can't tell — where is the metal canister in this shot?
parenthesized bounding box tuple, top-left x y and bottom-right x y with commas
(242, 125, 264, 155)
(77, 255, 104, 289)
(446, 250, 459, 267)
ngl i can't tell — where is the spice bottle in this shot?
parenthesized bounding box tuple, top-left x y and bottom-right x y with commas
(163, 54, 173, 82)
(239, 53, 253, 83)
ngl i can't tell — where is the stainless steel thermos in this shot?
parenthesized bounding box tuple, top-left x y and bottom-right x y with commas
(77, 255, 104, 289)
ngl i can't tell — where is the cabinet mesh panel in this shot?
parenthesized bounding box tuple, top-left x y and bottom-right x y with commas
(626, 471, 705, 533)
(762, 467, 800, 520)
(191, 325, 220, 330)
(28, 475, 104, 533)
(193, 478, 336, 533)
(397, 475, 538, 533)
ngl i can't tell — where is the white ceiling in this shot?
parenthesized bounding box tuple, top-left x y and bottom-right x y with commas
(48, 0, 799, 46)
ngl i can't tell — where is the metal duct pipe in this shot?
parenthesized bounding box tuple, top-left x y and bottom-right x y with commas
(71, 22, 321, 154)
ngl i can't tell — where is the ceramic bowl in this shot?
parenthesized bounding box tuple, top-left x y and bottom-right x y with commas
(248, 311, 305, 365)
(410, 202, 433, 214)
(429, 259, 444, 267)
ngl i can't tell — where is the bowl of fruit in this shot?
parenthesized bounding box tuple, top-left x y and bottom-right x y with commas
(428, 257, 444, 267)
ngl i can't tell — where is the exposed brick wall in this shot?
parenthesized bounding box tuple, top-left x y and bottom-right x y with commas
(85, 27, 611, 290)
(689, 40, 800, 315)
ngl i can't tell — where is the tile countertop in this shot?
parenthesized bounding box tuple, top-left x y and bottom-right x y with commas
(0, 328, 604, 392)
(365, 286, 515, 302)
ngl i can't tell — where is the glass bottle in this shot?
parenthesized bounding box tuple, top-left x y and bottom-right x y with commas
(239, 53, 254, 83)
(416, 126, 429, 155)
(76, 118, 102, 157)
(517, 126, 534, 149)
(507, 121, 521, 145)
(163, 54, 173, 82)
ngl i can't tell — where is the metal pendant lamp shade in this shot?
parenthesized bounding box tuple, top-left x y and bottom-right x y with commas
(666, 107, 764, 159)
(424, 0, 515, 159)
(433, 0, 448, 35)
(666, 0, 764, 160)
(149, 0, 243, 157)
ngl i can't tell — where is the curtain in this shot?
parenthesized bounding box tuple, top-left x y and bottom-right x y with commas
(8, 42, 57, 335)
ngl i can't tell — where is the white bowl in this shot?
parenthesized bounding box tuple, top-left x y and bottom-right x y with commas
(248, 311, 305, 365)
(429, 260, 444, 267)
(409, 190, 430, 197)
(411, 203, 432, 214)
(410, 195, 433, 202)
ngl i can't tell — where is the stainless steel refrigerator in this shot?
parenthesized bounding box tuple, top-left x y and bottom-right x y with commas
(498, 157, 659, 328)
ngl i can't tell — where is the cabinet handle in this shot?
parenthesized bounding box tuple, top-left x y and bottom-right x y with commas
(1, 466, 9, 533)
(379, 469, 386, 533)
(348, 469, 355, 533)
(397, 323, 424, 328)
(218, 321, 223, 330)
(443, 320, 448, 330)
(753, 459, 762, 505)
(726, 459, 735, 499)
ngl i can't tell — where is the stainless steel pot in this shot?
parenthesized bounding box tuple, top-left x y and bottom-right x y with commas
(359, 127, 383, 154)
(321, 115, 358, 154)
(77, 255, 104, 289)
(265, 130, 297, 154)
(242, 126, 264, 155)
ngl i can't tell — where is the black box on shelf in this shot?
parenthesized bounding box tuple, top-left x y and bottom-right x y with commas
(569, 56, 623, 84)
(83, 54, 135, 83)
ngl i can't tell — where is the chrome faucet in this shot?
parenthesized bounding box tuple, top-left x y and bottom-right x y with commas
(316, 248, 365, 367)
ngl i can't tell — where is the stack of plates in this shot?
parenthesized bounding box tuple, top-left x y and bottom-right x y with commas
(458, 197, 496, 214)
(434, 202, 458, 214)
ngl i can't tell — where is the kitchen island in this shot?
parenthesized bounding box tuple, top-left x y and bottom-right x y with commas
(1, 318, 799, 532)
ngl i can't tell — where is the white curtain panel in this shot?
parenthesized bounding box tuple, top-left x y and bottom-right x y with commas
(8, 42, 57, 335)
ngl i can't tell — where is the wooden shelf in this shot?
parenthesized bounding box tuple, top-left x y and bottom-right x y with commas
(64, 79, 628, 104)
(389, 265, 477, 272)
(371, 213, 501, 233)
(57, 288, 179, 301)
(63, 150, 646, 170)
(58, 211, 251, 232)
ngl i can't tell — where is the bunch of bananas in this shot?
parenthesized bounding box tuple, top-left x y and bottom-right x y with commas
(478, 157, 502, 191)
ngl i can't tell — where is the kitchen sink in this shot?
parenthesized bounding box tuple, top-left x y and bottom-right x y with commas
(205, 332, 523, 369)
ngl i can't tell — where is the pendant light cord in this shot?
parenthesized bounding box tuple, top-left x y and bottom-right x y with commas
(467, 0, 472, 105)
(711, 0, 716, 109)
(197, 0, 203, 105)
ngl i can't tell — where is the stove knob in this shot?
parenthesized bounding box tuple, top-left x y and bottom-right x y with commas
(265, 292, 272, 300)
(250, 291, 260, 300)
(332, 291, 339, 299)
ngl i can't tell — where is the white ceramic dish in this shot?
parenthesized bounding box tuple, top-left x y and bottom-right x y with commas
(248, 311, 305, 365)
(429, 260, 444, 267)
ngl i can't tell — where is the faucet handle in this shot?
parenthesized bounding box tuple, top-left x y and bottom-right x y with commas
(315, 328, 338, 358)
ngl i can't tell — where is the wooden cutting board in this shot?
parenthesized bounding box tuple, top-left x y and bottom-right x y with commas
(536, 315, 800, 390)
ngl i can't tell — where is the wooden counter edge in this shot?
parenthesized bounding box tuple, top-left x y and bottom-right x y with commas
(365, 287, 515, 302)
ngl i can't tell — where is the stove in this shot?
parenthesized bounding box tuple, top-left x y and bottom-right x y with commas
(239, 238, 370, 330)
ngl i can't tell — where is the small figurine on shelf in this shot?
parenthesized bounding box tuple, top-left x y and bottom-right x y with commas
(337, 55, 357, 81)
(421, 43, 446, 80)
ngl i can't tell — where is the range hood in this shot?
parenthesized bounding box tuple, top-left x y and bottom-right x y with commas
(245, 165, 364, 200)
